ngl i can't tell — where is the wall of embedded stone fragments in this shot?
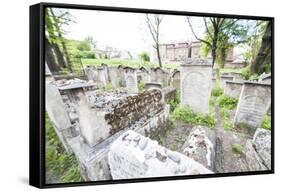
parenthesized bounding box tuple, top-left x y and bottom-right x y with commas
(105, 89, 164, 135)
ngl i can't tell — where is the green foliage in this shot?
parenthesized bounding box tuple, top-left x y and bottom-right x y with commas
(138, 82, 145, 91)
(139, 52, 150, 62)
(211, 80, 224, 97)
(103, 83, 113, 92)
(168, 91, 180, 112)
(231, 144, 244, 155)
(218, 95, 238, 110)
(77, 40, 91, 51)
(261, 115, 271, 130)
(45, 113, 83, 183)
(172, 106, 216, 128)
(241, 65, 259, 80)
(220, 108, 234, 129)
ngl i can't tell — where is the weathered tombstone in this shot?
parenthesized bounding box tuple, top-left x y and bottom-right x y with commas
(220, 75, 234, 89)
(138, 67, 150, 83)
(144, 82, 162, 90)
(108, 66, 120, 88)
(234, 82, 271, 129)
(258, 73, 271, 84)
(108, 130, 213, 179)
(224, 81, 243, 98)
(151, 67, 169, 87)
(181, 126, 216, 171)
(97, 67, 107, 86)
(180, 60, 212, 114)
(45, 69, 73, 152)
(211, 78, 216, 90)
(124, 67, 138, 93)
(171, 70, 180, 92)
(245, 128, 271, 171)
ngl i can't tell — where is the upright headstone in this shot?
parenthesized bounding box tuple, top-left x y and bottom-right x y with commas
(45, 67, 73, 151)
(234, 82, 271, 129)
(108, 130, 213, 179)
(124, 67, 138, 93)
(220, 76, 234, 89)
(224, 81, 243, 98)
(171, 70, 180, 92)
(180, 60, 212, 114)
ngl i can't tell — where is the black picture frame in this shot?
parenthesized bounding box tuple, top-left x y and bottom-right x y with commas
(29, 2, 275, 189)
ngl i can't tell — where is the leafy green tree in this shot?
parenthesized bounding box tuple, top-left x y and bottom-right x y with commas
(139, 52, 150, 62)
(187, 17, 250, 68)
(45, 8, 75, 73)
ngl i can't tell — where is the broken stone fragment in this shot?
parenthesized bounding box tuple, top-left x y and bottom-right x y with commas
(180, 126, 216, 171)
(108, 130, 213, 179)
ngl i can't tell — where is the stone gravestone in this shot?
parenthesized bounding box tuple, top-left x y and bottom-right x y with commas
(224, 81, 243, 98)
(181, 126, 216, 171)
(124, 67, 138, 93)
(171, 70, 180, 92)
(245, 128, 271, 171)
(180, 60, 212, 114)
(108, 130, 213, 179)
(234, 82, 271, 129)
(108, 66, 120, 88)
(220, 75, 234, 89)
(58, 83, 110, 147)
(45, 72, 73, 152)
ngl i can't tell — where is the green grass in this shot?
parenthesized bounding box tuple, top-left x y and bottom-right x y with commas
(138, 82, 145, 92)
(211, 80, 224, 97)
(103, 83, 113, 92)
(231, 144, 244, 156)
(261, 115, 271, 130)
(218, 95, 238, 110)
(81, 58, 180, 69)
(167, 91, 180, 112)
(220, 68, 244, 74)
(46, 113, 84, 183)
(172, 105, 216, 128)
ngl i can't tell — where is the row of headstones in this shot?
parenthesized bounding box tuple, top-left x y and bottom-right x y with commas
(85, 64, 182, 93)
(179, 60, 271, 129)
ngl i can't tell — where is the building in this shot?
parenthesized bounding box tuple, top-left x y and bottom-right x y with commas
(157, 41, 201, 63)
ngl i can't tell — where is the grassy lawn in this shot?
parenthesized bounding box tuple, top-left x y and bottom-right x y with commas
(81, 58, 180, 69)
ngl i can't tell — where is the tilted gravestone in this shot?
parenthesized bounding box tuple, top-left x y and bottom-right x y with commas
(224, 81, 243, 98)
(234, 82, 271, 129)
(180, 60, 212, 114)
(108, 130, 212, 179)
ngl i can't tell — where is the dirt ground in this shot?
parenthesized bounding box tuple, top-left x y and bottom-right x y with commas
(161, 99, 253, 173)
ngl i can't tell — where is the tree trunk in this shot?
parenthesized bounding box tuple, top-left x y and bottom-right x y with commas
(45, 38, 60, 72)
(52, 42, 67, 69)
(250, 22, 272, 74)
(156, 45, 162, 68)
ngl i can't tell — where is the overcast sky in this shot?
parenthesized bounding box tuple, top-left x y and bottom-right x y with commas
(59, 8, 205, 55)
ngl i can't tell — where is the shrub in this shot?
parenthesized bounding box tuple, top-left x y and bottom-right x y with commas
(212, 81, 224, 97)
(138, 82, 145, 91)
(168, 91, 180, 112)
(103, 83, 113, 92)
(139, 52, 150, 62)
(172, 106, 216, 128)
(261, 115, 271, 130)
(231, 144, 244, 155)
(45, 113, 83, 183)
(218, 95, 238, 110)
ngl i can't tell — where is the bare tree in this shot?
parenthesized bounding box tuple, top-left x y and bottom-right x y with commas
(146, 14, 164, 67)
(187, 17, 239, 68)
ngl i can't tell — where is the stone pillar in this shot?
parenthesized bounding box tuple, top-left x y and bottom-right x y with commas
(180, 61, 212, 114)
(234, 82, 271, 129)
